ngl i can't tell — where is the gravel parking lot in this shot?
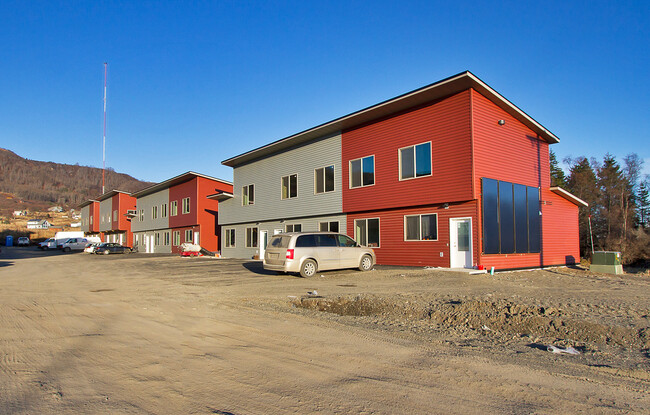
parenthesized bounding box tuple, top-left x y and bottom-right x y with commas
(1, 247, 649, 414)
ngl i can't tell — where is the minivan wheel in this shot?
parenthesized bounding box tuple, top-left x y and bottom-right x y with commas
(359, 255, 374, 271)
(103, 250, 110, 255)
(300, 259, 318, 278)
(63, 247, 71, 252)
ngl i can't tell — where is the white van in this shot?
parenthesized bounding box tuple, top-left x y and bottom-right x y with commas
(61, 236, 101, 252)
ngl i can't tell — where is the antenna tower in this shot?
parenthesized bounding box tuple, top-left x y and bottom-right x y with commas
(102, 62, 107, 194)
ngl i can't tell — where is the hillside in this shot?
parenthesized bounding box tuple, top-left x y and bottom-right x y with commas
(0, 148, 153, 214)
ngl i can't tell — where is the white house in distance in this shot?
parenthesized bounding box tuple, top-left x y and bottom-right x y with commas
(26, 219, 52, 230)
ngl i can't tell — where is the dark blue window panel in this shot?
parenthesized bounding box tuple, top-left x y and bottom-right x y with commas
(528, 187, 540, 253)
(362, 156, 374, 186)
(415, 142, 432, 177)
(499, 181, 515, 254)
(514, 184, 528, 253)
(482, 178, 499, 254)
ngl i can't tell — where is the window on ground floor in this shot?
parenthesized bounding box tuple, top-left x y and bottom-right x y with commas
(482, 178, 540, 254)
(354, 218, 380, 248)
(246, 227, 258, 247)
(173, 231, 180, 246)
(319, 221, 339, 233)
(404, 213, 438, 241)
(285, 224, 302, 232)
(184, 229, 193, 243)
(164, 231, 170, 246)
(225, 229, 235, 248)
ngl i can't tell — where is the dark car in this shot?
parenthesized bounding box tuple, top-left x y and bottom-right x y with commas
(94, 242, 133, 255)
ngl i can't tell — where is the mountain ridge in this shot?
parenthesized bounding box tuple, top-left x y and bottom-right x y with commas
(0, 148, 154, 214)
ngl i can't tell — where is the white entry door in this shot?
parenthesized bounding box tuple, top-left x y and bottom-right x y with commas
(450, 218, 472, 268)
(259, 230, 268, 260)
(147, 234, 154, 253)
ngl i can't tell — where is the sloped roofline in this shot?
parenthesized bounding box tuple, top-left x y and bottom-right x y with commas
(96, 190, 132, 202)
(77, 199, 99, 209)
(222, 71, 560, 167)
(550, 187, 588, 207)
(131, 171, 233, 198)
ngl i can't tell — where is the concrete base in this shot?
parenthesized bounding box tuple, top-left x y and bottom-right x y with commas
(590, 264, 624, 275)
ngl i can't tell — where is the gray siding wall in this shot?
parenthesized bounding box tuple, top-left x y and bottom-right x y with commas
(219, 132, 342, 225)
(81, 205, 90, 233)
(99, 199, 113, 232)
(133, 230, 173, 254)
(220, 214, 347, 259)
(132, 189, 170, 232)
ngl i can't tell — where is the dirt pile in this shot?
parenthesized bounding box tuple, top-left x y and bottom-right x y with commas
(292, 295, 650, 350)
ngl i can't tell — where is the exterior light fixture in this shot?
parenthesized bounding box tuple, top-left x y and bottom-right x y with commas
(498, 120, 505, 125)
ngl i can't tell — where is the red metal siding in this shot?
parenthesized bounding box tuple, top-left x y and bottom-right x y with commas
(110, 193, 135, 246)
(472, 89, 550, 190)
(90, 202, 100, 233)
(169, 178, 199, 228)
(541, 190, 581, 266)
(196, 177, 233, 252)
(170, 225, 200, 254)
(346, 201, 479, 267)
(342, 90, 473, 213)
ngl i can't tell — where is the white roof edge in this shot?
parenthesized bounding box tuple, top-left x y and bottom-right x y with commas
(206, 192, 234, 202)
(550, 187, 588, 207)
(132, 171, 233, 198)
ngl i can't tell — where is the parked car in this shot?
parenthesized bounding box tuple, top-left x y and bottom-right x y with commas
(17, 237, 30, 246)
(61, 237, 100, 252)
(94, 243, 133, 255)
(38, 238, 56, 250)
(263, 232, 376, 277)
(84, 242, 101, 254)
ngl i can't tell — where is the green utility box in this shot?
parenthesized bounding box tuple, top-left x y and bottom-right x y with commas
(590, 251, 623, 275)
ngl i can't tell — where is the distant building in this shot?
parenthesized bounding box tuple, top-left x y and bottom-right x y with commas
(48, 206, 64, 213)
(13, 210, 27, 216)
(27, 219, 52, 229)
(70, 222, 81, 228)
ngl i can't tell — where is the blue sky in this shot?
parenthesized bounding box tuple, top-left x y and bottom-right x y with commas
(1, 1, 648, 184)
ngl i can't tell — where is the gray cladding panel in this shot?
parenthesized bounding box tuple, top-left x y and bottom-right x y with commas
(81, 205, 90, 233)
(132, 189, 170, 232)
(99, 199, 112, 232)
(220, 214, 347, 259)
(219, 133, 342, 225)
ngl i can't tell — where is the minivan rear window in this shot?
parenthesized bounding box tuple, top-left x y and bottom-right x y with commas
(269, 236, 291, 248)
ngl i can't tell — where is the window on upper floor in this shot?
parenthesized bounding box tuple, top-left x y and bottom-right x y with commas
(281, 174, 298, 199)
(139, 209, 144, 221)
(482, 178, 540, 255)
(399, 142, 432, 180)
(246, 227, 258, 247)
(182, 197, 191, 214)
(161, 203, 167, 218)
(152, 205, 158, 220)
(90, 216, 93, 225)
(354, 218, 380, 248)
(225, 229, 235, 248)
(350, 156, 374, 188)
(315, 165, 335, 194)
(113, 210, 118, 222)
(404, 213, 438, 241)
(285, 223, 302, 233)
(170, 200, 178, 216)
(242, 184, 255, 206)
(319, 221, 339, 233)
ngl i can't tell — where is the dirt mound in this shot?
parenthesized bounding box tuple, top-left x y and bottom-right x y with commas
(292, 295, 649, 350)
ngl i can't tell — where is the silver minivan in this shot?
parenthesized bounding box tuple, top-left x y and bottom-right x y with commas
(263, 232, 376, 277)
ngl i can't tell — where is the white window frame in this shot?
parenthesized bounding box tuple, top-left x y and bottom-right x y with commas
(184, 229, 193, 243)
(161, 203, 167, 218)
(139, 209, 144, 221)
(242, 184, 255, 206)
(170, 200, 178, 216)
(349, 155, 375, 188)
(314, 165, 335, 194)
(246, 227, 258, 247)
(281, 174, 298, 200)
(182, 197, 191, 214)
(398, 141, 432, 181)
(319, 221, 340, 232)
(225, 228, 235, 248)
(285, 223, 302, 233)
(152, 205, 158, 220)
(354, 218, 380, 248)
(164, 231, 170, 246)
(404, 213, 439, 241)
(173, 230, 180, 246)
(155, 232, 160, 245)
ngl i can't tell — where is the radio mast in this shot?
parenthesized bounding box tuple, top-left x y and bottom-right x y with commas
(102, 62, 107, 194)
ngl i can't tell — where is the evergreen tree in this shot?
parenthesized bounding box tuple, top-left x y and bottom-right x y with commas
(549, 149, 566, 187)
(566, 156, 599, 256)
(639, 179, 650, 228)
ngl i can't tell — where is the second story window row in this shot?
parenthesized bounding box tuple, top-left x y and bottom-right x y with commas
(242, 184, 254, 206)
(399, 142, 432, 180)
(281, 174, 298, 199)
(350, 156, 375, 188)
(182, 197, 191, 214)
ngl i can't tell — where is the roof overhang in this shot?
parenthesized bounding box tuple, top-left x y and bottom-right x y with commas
(221, 71, 560, 167)
(206, 192, 234, 202)
(77, 199, 99, 209)
(550, 187, 588, 207)
(96, 190, 132, 202)
(132, 171, 233, 198)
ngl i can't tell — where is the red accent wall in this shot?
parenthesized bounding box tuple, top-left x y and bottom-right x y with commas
(169, 178, 199, 228)
(346, 201, 479, 267)
(541, 190, 580, 266)
(108, 193, 135, 246)
(342, 90, 473, 213)
(90, 202, 100, 233)
(170, 225, 200, 254)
